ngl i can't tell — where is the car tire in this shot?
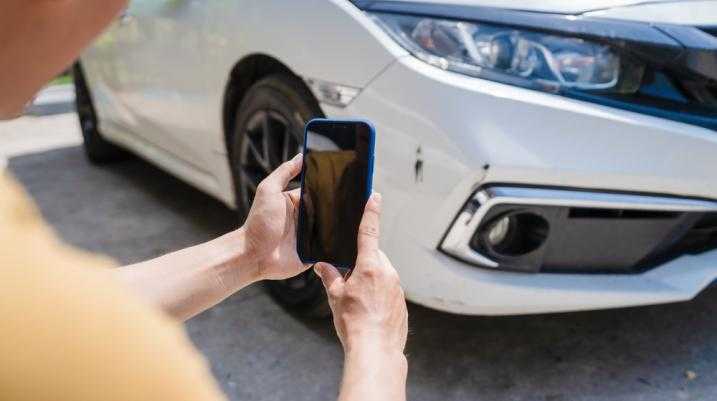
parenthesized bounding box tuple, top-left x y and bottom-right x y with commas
(229, 74, 330, 318)
(72, 63, 128, 164)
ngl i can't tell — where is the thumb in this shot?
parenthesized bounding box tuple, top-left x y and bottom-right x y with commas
(356, 192, 382, 265)
(314, 262, 344, 298)
(260, 153, 303, 193)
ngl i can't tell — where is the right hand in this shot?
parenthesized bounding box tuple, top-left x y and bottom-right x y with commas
(241, 154, 309, 282)
(314, 193, 408, 354)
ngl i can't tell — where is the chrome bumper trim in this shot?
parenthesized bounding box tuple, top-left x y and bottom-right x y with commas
(440, 186, 717, 269)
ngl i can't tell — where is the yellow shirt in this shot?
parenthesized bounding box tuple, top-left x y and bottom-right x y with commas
(0, 173, 225, 401)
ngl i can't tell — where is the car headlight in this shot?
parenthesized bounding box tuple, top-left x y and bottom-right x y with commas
(370, 13, 644, 94)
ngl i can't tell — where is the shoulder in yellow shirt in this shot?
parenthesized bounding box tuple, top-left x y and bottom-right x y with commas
(0, 173, 226, 401)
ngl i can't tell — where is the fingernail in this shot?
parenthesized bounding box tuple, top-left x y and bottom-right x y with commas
(313, 263, 323, 278)
(373, 192, 382, 205)
(292, 153, 303, 162)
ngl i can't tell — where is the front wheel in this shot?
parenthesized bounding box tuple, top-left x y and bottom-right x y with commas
(229, 74, 329, 317)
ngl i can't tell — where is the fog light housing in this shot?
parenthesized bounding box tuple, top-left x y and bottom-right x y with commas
(440, 186, 717, 274)
(474, 212, 549, 258)
(486, 215, 511, 246)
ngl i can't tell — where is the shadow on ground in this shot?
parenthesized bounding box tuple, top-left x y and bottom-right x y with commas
(8, 145, 717, 401)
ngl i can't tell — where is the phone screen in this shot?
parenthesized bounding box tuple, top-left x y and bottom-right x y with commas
(297, 120, 374, 268)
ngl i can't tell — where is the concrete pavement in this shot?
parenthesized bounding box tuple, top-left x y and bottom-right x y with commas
(26, 83, 76, 116)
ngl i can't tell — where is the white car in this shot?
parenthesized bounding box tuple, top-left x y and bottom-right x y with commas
(76, 0, 717, 316)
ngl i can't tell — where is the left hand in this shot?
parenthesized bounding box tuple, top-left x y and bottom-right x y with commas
(242, 153, 310, 281)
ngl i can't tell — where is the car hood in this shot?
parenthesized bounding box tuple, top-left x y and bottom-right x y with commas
(366, 0, 679, 14)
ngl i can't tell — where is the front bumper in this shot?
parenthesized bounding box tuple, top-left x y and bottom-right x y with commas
(338, 54, 717, 315)
(398, 241, 717, 315)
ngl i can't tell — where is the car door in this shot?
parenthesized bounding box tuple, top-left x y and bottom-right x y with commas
(80, 9, 142, 135)
(118, 0, 214, 171)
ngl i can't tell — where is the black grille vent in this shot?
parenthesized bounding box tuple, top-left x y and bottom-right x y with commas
(637, 212, 717, 270)
(666, 213, 717, 255)
(708, 83, 717, 103)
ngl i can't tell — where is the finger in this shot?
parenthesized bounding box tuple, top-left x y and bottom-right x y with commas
(356, 192, 382, 261)
(314, 262, 344, 298)
(286, 188, 301, 208)
(284, 188, 302, 229)
(378, 249, 400, 280)
(259, 153, 302, 193)
(294, 262, 313, 275)
(377, 250, 395, 272)
(282, 259, 312, 279)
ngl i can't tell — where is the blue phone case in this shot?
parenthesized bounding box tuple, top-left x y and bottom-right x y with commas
(297, 118, 376, 269)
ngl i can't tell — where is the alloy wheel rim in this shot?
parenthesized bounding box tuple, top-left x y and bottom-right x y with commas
(237, 109, 312, 292)
(237, 109, 302, 212)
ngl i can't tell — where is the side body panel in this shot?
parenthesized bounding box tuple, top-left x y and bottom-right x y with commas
(116, 1, 214, 172)
(82, 0, 403, 206)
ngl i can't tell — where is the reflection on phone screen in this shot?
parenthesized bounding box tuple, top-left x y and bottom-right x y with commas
(298, 121, 371, 267)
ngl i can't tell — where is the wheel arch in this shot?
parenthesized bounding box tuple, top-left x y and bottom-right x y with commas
(221, 53, 321, 157)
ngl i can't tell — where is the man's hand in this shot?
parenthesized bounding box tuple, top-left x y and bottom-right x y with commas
(118, 154, 310, 320)
(314, 193, 409, 401)
(242, 153, 309, 281)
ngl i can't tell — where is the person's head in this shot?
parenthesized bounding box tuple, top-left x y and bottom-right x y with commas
(0, 67, 39, 119)
(0, 0, 130, 120)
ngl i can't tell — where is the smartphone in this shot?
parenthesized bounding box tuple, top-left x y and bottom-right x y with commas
(297, 118, 375, 269)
